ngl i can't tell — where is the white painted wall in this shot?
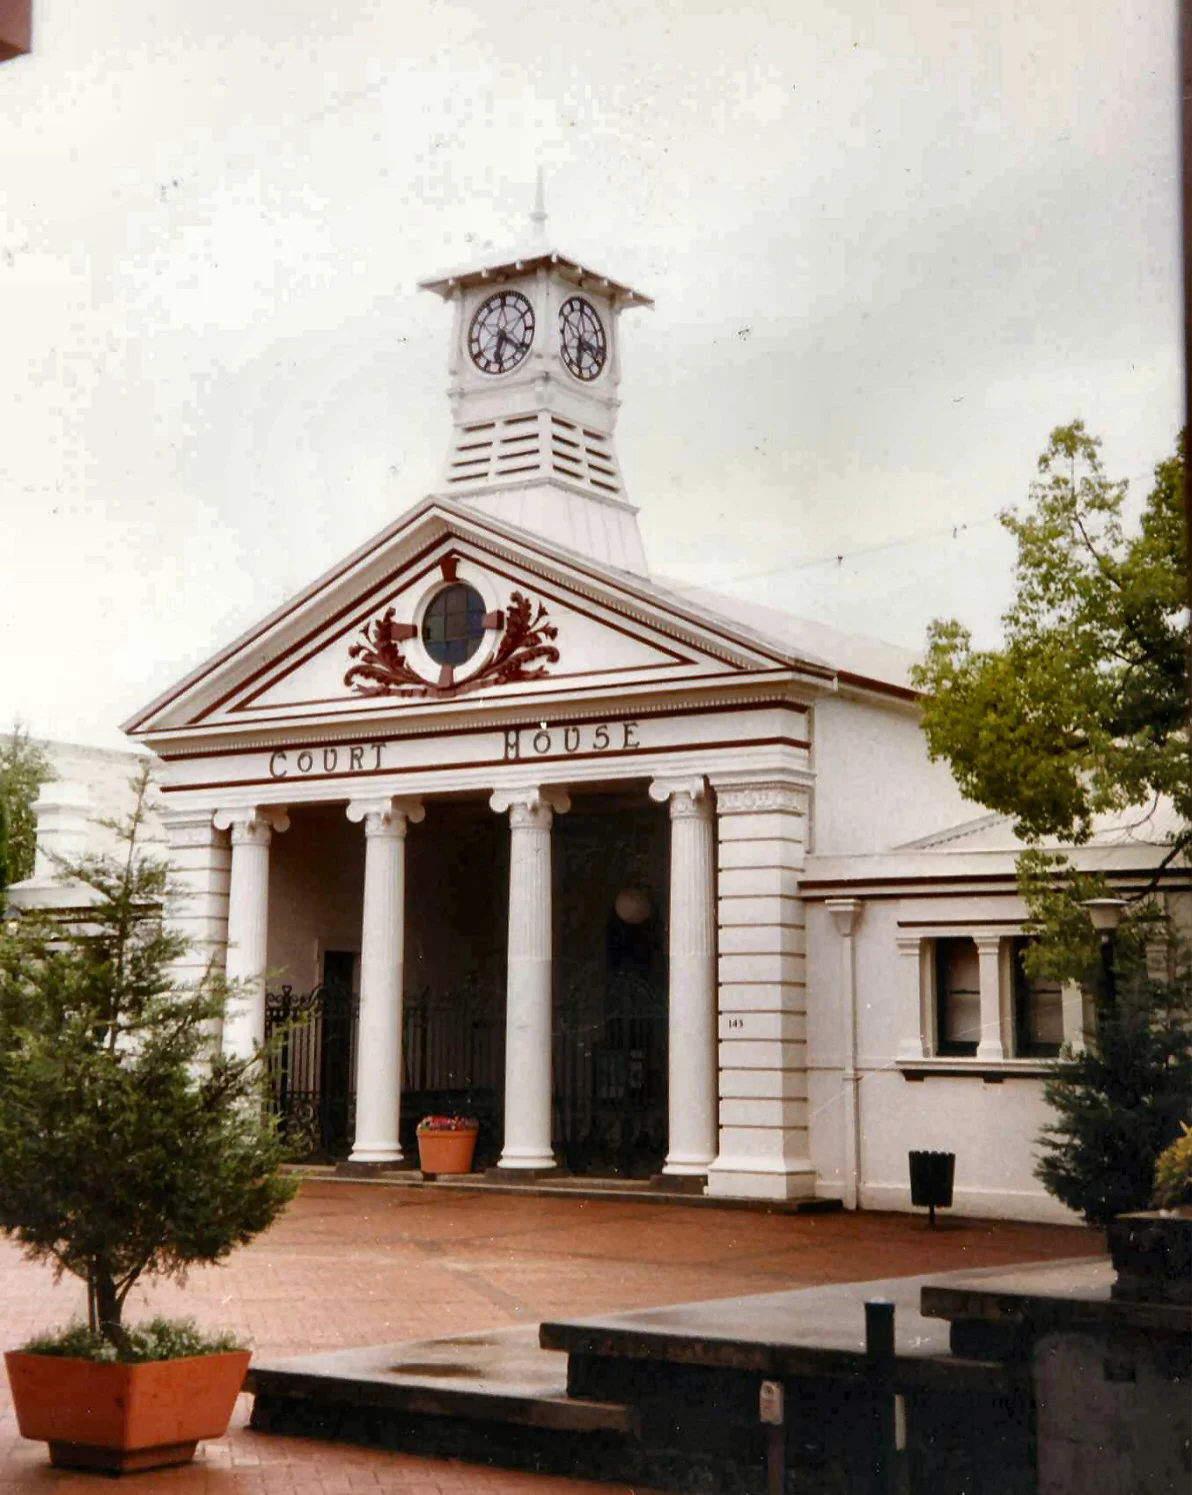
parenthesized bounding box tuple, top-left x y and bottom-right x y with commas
(810, 694, 978, 855)
(805, 897, 1077, 1223)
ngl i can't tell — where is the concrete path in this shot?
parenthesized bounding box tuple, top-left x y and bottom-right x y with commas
(0, 1180, 1097, 1494)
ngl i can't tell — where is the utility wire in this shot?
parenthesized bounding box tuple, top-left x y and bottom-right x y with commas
(713, 513, 1004, 589)
(709, 466, 1161, 590)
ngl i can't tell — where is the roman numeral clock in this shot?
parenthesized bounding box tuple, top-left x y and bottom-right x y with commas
(419, 228, 654, 575)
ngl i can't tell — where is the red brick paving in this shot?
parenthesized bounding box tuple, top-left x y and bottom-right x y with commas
(0, 1181, 1101, 1492)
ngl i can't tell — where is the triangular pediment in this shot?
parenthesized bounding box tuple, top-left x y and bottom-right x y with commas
(125, 499, 831, 742)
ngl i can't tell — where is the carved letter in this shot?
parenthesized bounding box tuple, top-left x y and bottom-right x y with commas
(504, 729, 521, 761)
(563, 726, 580, 753)
(297, 750, 313, 774)
(349, 746, 364, 771)
(372, 743, 383, 770)
(593, 724, 610, 751)
(323, 747, 338, 773)
(623, 721, 640, 750)
(269, 751, 288, 779)
(532, 730, 552, 755)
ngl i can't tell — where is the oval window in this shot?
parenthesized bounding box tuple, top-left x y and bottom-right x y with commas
(422, 583, 488, 666)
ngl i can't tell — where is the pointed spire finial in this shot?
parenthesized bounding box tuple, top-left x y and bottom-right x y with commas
(530, 166, 547, 243)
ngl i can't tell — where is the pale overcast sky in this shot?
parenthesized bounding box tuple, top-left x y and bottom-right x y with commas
(0, 1, 1182, 750)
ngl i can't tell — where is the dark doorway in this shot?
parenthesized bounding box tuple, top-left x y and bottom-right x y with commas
(553, 789, 669, 1176)
(400, 799, 509, 1165)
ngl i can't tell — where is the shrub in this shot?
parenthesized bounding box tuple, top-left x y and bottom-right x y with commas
(1153, 1122, 1192, 1210)
(21, 1316, 245, 1364)
(0, 765, 297, 1350)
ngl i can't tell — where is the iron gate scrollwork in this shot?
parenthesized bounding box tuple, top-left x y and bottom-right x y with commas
(265, 983, 358, 1161)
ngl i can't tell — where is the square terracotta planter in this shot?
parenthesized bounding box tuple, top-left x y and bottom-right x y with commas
(4, 1348, 251, 1472)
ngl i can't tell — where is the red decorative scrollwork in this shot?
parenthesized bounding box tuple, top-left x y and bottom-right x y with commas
(344, 590, 559, 699)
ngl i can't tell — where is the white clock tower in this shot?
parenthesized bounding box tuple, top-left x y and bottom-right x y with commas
(419, 179, 653, 575)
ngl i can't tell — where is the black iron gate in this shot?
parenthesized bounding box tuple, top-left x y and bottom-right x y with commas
(265, 983, 358, 1161)
(553, 969, 667, 1176)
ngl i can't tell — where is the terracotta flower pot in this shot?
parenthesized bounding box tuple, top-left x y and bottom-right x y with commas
(416, 1126, 479, 1175)
(4, 1348, 251, 1472)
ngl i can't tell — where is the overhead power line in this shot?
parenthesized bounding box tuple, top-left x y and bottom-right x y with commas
(714, 513, 1004, 589)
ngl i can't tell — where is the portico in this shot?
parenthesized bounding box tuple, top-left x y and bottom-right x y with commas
(166, 710, 815, 1196)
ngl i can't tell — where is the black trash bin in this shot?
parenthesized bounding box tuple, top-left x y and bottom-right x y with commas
(909, 1150, 955, 1226)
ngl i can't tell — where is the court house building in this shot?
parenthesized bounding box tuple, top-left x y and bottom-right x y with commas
(106, 223, 1179, 1221)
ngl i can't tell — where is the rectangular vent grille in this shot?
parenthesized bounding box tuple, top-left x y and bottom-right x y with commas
(447, 414, 623, 496)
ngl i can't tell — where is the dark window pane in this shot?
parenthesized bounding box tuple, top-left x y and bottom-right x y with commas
(423, 583, 488, 666)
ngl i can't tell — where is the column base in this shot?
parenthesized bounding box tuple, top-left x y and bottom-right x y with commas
(346, 1145, 405, 1167)
(486, 1164, 568, 1181)
(336, 1158, 412, 1178)
(662, 1155, 716, 1177)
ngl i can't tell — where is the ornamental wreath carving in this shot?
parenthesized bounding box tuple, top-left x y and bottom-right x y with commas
(344, 590, 560, 699)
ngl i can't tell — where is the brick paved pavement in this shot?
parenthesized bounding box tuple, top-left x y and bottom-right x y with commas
(0, 1181, 1100, 1493)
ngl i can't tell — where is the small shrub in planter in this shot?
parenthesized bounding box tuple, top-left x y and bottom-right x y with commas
(0, 767, 297, 1470)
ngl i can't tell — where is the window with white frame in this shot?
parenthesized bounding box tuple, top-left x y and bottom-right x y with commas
(1011, 937, 1064, 1058)
(935, 937, 982, 1056)
(897, 927, 1082, 1069)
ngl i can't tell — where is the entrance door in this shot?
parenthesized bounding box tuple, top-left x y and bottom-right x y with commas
(553, 793, 669, 1176)
(318, 949, 358, 1159)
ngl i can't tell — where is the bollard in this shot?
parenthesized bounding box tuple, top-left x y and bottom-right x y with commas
(865, 1298, 896, 1495)
(759, 1378, 785, 1495)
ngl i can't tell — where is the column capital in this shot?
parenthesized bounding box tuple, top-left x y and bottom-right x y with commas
(974, 933, 1004, 956)
(648, 776, 712, 820)
(213, 806, 290, 845)
(346, 796, 425, 838)
(708, 776, 807, 817)
(825, 897, 864, 938)
(490, 785, 571, 829)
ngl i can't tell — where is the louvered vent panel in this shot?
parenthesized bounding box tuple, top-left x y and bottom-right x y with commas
(448, 414, 622, 496)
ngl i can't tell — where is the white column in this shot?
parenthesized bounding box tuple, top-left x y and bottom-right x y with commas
(212, 806, 289, 1061)
(490, 785, 570, 1170)
(826, 898, 864, 1210)
(649, 776, 718, 1176)
(975, 934, 1005, 1061)
(345, 796, 424, 1165)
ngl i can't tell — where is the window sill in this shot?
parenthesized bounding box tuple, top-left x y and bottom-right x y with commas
(897, 1057, 1059, 1083)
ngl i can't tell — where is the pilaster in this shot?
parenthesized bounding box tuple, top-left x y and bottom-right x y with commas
(161, 808, 232, 1033)
(975, 934, 1005, 1061)
(706, 774, 815, 1201)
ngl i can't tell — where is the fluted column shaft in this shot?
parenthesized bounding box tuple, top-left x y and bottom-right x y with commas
(491, 786, 569, 1170)
(213, 807, 289, 1061)
(651, 777, 717, 1174)
(346, 796, 424, 1165)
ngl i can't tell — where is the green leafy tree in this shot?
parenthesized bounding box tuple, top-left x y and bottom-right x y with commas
(0, 725, 53, 891)
(911, 423, 1190, 1221)
(0, 764, 296, 1348)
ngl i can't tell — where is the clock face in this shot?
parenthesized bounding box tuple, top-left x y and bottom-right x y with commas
(468, 290, 535, 375)
(559, 296, 606, 381)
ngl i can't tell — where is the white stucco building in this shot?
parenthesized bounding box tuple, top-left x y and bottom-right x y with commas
(20, 217, 1186, 1221)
